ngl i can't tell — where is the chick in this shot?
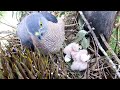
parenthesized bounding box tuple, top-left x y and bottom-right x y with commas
(63, 43, 90, 71)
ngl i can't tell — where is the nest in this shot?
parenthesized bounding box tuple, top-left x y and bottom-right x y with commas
(0, 11, 120, 79)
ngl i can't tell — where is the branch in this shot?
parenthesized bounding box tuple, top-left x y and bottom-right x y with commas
(114, 26, 119, 53)
(0, 21, 16, 29)
(100, 34, 120, 64)
(65, 23, 78, 27)
(79, 11, 120, 78)
(111, 35, 120, 48)
(115, 22, 120, 28)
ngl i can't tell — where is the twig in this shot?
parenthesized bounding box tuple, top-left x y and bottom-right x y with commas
(114, 26, 119, 53)
(20, 62, 36, 79)
(79, 11, 120, 78)
(49, 54, 71, 79)
(65, 29, 78, 33)
(105, 67, 114, 79)
(90, 73, 101, 79)
(101, 63, 107, 79)
(0, 33, 15, 40)
(115, 22, 120, 28)
(100, 34, 120, 64)
(0, 31, 16, 34)
(91, 35, 100, 57)
(0, 21, 16, 29)
(15, 60, 28, 79)
(111, 35, 120, 48)
(97, 54, 102, 78)
(65, 23, 79, 27)
(93, 63, 119, 71)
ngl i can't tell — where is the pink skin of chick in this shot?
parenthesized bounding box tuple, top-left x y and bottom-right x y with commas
(64, 43, 82, 62)
(71, 49, 90, 62)
(70, 49, 90, 71)
(71, 60, 88, 71)
(63, 42, 82, 56)
(71, 50, 90, 71)
(64, 42, 90, 71)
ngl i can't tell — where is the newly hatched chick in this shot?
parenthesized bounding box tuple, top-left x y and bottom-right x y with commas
(64, 42, 82, 62)
(63, 43, 90, 71)
(71, 49, 90, 62)
(71, 60, 88, 71)
(71, 49, 90, 71)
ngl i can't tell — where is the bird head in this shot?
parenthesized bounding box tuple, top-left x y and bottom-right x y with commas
(25, 13, 48, 41)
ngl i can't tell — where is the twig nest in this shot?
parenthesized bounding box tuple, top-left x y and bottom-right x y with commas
(63, 42, 90, 71)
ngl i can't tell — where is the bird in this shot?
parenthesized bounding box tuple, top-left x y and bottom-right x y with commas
(82, 11, 117, 55)
(17, 11, 65, 54)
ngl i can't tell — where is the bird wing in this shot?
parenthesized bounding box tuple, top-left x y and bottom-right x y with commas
(40, 12, 58, 23)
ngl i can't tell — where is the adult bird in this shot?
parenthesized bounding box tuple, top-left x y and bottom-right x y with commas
(83, 11, 117, 55)
(17, 11, 65, 54)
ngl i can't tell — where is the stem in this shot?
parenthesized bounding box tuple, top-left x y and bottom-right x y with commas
(0, 21, 16, 29)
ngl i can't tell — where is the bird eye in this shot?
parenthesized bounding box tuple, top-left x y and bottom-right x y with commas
(40, 21, 43, 28)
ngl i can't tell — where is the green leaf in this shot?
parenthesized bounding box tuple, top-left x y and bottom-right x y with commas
(58, 11, 65, 17)
(0, 11, 5, 19)
(116, 16, 120, 22)
(81, 38, 90, 49)
(0, 70, 4, 79)
(78, 17, 84, 30)
(75, 30, 88, 42)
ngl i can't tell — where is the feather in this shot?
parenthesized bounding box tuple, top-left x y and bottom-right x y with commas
(36, 17, 65, 53)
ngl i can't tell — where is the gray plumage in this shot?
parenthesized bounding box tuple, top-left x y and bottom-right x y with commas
(17, 12, 65, 54)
